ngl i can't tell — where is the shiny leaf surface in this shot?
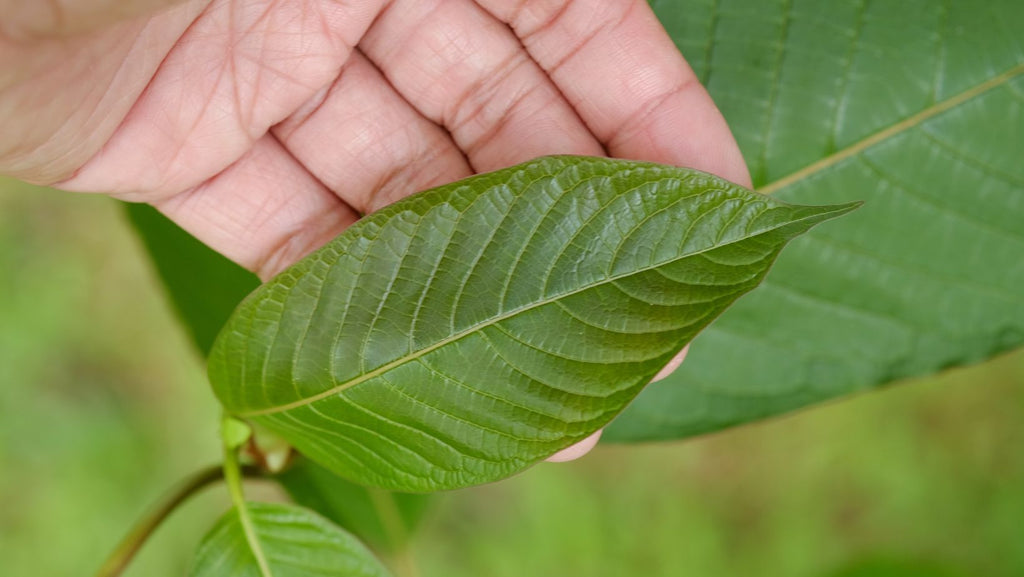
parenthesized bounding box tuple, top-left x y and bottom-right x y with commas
(208, 156, 855, 491)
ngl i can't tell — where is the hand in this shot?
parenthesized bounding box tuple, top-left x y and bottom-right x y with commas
(1, 0, 750, 460)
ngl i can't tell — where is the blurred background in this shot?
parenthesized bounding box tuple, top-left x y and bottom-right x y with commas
(1, 177, 1022, 577)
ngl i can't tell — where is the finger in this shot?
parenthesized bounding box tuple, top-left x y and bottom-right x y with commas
(274, 51, 472, 214)
(546, 430, 602, 463)
(0, 2, 202, 184)
(153, 134, 359, 280)
(60, 0, 383, 199)
(477, 0, 751, 186)
(359, 0, 604, 171)
(652, 344, 689, 382)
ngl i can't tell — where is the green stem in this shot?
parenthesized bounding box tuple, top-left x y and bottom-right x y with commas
(222, 415, 274, 577)
(93, 463, 260, 577)
(367, 488, 420, 577)
(389, 547, 422, 577)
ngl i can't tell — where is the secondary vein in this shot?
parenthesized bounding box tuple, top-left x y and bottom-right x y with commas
(760, 61, 1024, 195)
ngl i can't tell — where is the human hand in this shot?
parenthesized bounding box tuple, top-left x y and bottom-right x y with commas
(0, 0, 750, 460)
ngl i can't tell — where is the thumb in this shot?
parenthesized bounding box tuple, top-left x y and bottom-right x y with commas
(1, 0, 191, 39)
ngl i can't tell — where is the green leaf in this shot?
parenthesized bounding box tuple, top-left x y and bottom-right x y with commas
(208, 155, 856, 491)
(124, 203, 259, 356)
(125, 204, 434, 543)
(189, 502, 393, 577)
(606, 0, 1024, 441)
(825, 557, 967, 577)
(279, 457, 431, 554)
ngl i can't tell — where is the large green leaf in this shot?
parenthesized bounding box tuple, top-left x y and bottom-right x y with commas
(208, 156, 855, 491)
(279, 457, 431, 554)
(188, 501, 392, 577)
(607, 0, 1024, 440)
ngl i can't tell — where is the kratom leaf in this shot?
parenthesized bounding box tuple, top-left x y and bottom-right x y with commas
(188, 502, 392, 577)
(125, 203, 259, 356)
(124, 205, 431, 534)
(607, 0, 1024, 441)
(280, 457, 431, 554)
(208, 156, 856, 492)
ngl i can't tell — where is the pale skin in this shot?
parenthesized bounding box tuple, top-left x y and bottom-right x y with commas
(0, 0, 750, 461)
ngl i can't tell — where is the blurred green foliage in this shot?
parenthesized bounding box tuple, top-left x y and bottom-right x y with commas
(1, 178, 1022, 577)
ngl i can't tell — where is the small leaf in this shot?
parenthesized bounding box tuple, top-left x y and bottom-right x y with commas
(279, 457, 432, 554)
(208, 156, 856, 492)
(189, 502, 392, 577)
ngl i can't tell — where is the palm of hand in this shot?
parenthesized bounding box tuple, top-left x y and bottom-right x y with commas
(3, 0, 748, 278)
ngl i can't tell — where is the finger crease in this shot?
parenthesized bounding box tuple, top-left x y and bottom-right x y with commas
(462, 81, 551, 162)
(515, 0, 574, 43)
(606, 76, 698, 150)
(445, 49, 529, 130)
(545, 2, 635, 77)
(368, 134, 453, 211)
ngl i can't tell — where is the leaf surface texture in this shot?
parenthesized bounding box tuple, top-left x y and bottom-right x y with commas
(188, 502, 392, 577)
(208, 156, 854, 491)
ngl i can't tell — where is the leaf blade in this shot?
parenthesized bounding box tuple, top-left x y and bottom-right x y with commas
(209, 156, 855, 491)
(124, 203, 259, 356)
(607, 0, 1024, 441)
(189, 502, 393, 577)
(279, 457, 431, 555)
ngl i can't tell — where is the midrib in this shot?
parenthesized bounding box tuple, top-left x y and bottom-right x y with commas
(239, 506, 273, 577)
(234, 205, 851, 418)
(759, 61, 1024, 195)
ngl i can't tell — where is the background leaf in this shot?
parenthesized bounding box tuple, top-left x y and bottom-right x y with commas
(606, 0, 1024, 441)
(208, 156, 855, 492)
(279, 457, 431, 555)
(124, 204, 258, 356)
(188, 501, 392, 577)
